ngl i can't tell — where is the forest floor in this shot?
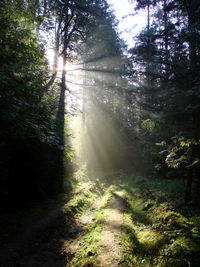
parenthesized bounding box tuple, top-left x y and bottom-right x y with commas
(0, 167, 200, 267)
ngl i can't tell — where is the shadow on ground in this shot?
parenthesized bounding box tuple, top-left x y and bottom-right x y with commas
(119, 179, 200, 267)
(0, 203, 81, 267)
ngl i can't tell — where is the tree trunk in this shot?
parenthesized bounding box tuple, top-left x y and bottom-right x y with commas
(56, 52, 67, 146)
(163, 0, 169, 79)
(185, 0, 198, 73)
(192, 167, 200, 205)
(81, 67, 87, 161)
(185, 169, 193, 203)
(43, 18, 61, 90)
(146, 0, 150, 87)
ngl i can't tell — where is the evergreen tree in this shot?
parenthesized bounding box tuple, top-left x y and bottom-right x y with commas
(126, 0, 200, 202)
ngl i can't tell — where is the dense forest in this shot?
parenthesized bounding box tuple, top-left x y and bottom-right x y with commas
(0, 0, 200, 266)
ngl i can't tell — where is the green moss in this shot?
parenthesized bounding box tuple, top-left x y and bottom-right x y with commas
(62, 182, 101, 217)
(66, 185, 115, 266)
(119, 174, 200, 267)
(70, 221, 104, 266)
(61, 182, 115, 266)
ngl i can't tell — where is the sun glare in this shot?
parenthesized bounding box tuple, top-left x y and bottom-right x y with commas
(65, 61, 78, 72)
(46, 49, 78, 72)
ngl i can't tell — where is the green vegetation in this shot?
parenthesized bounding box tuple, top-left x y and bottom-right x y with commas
(67, 188, 114, 266)
(62, 182, 98, 217)
(61, 171, 117, 266)
(0, 0, 66, 213)
(120, 175, 200, 267)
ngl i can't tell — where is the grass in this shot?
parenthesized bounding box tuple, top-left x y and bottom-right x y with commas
(61, 166, 116, 219)
(147, 177, 186, 204)
(64, 184, 116, 266)
(119, 175, 200, 267)
(67, 209, 107, 266)
(62, 182, 98, 217)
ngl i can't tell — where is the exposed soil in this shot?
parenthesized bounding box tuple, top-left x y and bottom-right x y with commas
(0, 188, 125, 267)
(96, 191, 125, 267)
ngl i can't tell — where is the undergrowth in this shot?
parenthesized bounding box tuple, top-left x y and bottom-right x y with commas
(2, 167, 200, 266)
(120, 175, 200, 267)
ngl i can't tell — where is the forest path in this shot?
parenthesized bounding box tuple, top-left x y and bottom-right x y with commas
(96, 190, 125, 266)
(0, 177, 126, 267)
(63, 185, 126, 266)
(1, 173, 197, 266)
(0, 198, 72, 267)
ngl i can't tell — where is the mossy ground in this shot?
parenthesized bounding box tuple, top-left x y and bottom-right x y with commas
(119, 175, 200, 267)
(63, 183, 116, 266)
(62, 170, 200, 267)
(1, 167, 200, 267)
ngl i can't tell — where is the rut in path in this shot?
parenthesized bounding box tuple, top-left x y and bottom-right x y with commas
(96, 191, 125, 267)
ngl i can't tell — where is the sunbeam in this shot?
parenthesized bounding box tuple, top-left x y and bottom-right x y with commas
(64, 59, 131, 173)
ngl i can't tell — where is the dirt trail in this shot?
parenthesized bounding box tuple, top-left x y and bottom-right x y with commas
(0, 187, 125, 267)
(96, 191, 125, 267)
(0, 200, 72, 267)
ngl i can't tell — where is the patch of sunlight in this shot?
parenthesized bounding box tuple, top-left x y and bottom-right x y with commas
(62, 182, 98, 217)
(69, 220, 104, 266)
(120, 174, 200, 267)
(64, 109, 83, 167)
(97, 185, 116, 210)
(136, 228, 165, 248)
(73, 164, 89, 182)
(65, 60, 79, 72)
(63, 186, 116, 266)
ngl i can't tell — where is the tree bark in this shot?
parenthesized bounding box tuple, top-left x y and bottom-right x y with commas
(163, 0, 169, 79)
(185, 169, 193, 203)
(56, 52, 67, 146)
(146, 0, 150, 87)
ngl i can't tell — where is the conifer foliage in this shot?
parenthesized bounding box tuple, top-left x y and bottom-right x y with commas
(126, 0, 200, 203)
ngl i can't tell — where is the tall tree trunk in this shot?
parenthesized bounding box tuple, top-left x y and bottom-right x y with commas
(43, 18, 61, 90)
(56, 52, 67, 146)
(54, 52, 67, 191)
(146, 0, 150, 87)
(81, 68, 87, 161)
(185, 169, 193, 203)
(184, 0, 200, 136)
(184, 0, 198, 72)
(163, 0, 169, 79)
